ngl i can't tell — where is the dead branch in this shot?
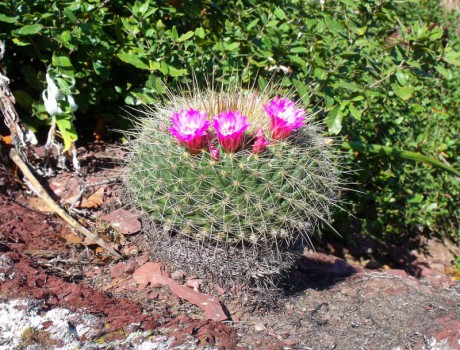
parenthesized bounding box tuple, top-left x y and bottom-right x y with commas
(0, 40, 37, 151)
(10, 148, 122, 260)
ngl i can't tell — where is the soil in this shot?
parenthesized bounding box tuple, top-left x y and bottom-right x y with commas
(0, 142, 459, 350)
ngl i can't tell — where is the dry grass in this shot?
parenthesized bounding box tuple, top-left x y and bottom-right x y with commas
(441, 0, 460, 11)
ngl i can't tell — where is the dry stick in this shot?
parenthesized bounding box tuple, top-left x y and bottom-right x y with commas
(10, 148, 122, 260)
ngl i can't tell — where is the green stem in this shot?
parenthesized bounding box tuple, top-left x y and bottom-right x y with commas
(341, 141, 460, 177)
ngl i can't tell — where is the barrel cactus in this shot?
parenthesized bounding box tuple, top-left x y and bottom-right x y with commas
(123, 82, 343, 288)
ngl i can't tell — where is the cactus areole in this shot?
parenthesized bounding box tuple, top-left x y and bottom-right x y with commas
(124, 86, 341, 251)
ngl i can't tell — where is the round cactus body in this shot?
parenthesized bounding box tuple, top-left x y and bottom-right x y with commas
(124, 87, 341, 253)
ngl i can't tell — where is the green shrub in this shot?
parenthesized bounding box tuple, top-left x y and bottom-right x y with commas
(1, 0, 459, 243)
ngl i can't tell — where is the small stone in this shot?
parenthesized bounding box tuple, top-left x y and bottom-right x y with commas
(171, 270, 185, 280)
(0, 254, 14, 272)
(254, 324, 266, 332)
(110, 262, 127, 278)
(100, 208, 141, 235)
(284, 338, 298, 346)
(136, 252, 150, 266)
(185, 278, 203, 292)
(124, 259, 138, 274)
(121, 246, 139, 256)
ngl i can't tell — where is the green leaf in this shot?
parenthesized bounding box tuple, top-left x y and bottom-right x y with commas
(14, 24, 44, 36)
(12, 37, 31, 46)
(429, 26, 444, 40)
(56, 116, 78, 151)
(444, 50, 460, 66)
(171, 27, 179, 40)
(274, 8, 287, 20)
(247, 18, 259, 30)
(435, 65, 453, 80)
(334, 80, 361, 92)
(324, 105, 343, 135)
(395, 70, 408, 85)
(351, 25, 367, 36)
(117, 52, 149, 70)
(349, 103, 362, 120)
(392, 84, 413, 100)
(0, 14, 19, 23)
(156, 19, 165, 31)
(52, 55, 73, 68)
(167, 65, 187, 77)
(314, 68, 327, 80)
(56, 30, 72, 45)
(339, 0, 359, 8)
(195, 27, 205, 39)
(177, 31, 194, 42)
(290, 47, 309, 54)
(406, 60, 421, 69)
(225, 42, 240, 51)
(145, 75, 165, 94)
(63, 7, 77, 23)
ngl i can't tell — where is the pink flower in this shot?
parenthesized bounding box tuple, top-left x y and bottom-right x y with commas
(252, 127, 270, 154)
(213, 110, 250, 153)
(264, 97, 305, 140)
(209, 142, 220, 160)
(170, 109, 211, 154)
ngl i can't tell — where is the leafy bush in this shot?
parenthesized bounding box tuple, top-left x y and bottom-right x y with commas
(0, 0, 459, 242)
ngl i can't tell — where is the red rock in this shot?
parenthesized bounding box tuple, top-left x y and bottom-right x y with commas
(385, 269, 408, 278)
(171, 270, 185, 280)
(42, 321, 53, 329)
(185, 278, 203, 291)
(133, 263, 227, 321)
(124, 259, 138, 274)
(136, 252, 150, 266)
(133, 262, 164, 286)
(168, 283, 228, 321)
(110, 262, 128, 278)
(100, 208, 141, 235)
(284, 338, 298, 346)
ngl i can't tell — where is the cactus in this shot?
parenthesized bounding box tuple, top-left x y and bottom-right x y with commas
(123, 83, 343, 287)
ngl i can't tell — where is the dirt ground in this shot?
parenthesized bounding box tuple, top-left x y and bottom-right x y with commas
(0, 142, 459, 350)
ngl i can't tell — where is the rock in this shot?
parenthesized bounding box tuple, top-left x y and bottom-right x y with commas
(171, 270, 185, 280)
(284, 338, 298, 347)
(0, 254, 14, 272)
(385, 269, 409, 278)
(110, 262, 128, 278)
(133, 263, 228, 322)
(254, 324, 266, 332)
(185, 278, 203, 292)
(100, 209, 141, 235)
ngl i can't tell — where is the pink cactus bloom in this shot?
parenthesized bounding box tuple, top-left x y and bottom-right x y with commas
(209, 142, 220, 160)
(170, 109, 211, 154)
(252, 127, 270, 154)
(213, 110, 250, 153)
(264, 97, 305, 140)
